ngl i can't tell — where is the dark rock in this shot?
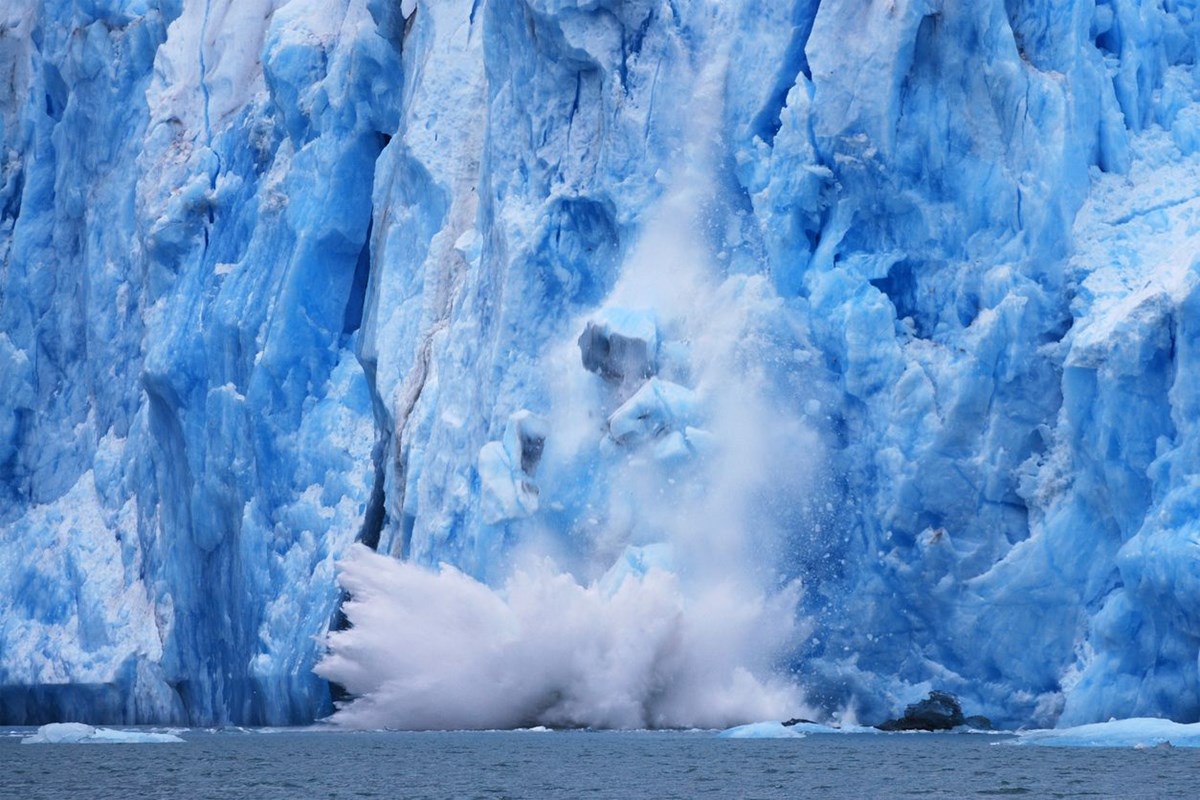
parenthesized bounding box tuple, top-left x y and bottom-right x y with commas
(781, 718, 817, 727)
(877, 690, 966, 731)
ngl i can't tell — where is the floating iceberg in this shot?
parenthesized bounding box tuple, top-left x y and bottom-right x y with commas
(719, 720, 883, 738)
(21, 723, 184, 744)
(718, 721, 806, 739)
(1009, 718, 1200, 749)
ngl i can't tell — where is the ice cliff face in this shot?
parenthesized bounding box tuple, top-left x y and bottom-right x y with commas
(5, 0, 1200, 728)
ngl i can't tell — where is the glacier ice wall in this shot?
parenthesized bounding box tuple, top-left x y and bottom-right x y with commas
(6, 0, 1200, 728)
(1, 0, 395, 724)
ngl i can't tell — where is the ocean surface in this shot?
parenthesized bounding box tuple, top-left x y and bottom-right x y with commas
(2, 728, 1195, 799)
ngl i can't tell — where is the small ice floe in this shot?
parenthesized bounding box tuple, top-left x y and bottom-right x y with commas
(719, 718, 883, 738)
(21, 722, 184, 744)
(1133, 741, 1174, 750)
(782, 720, 882, 734)
(718, 721, 806, 739)
(1007, 718, 1200, 748)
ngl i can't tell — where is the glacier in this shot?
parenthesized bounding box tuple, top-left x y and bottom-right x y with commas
(5, 0, 1200, 730)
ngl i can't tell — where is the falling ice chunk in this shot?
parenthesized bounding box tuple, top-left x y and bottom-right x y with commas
(503, 409, 549, 476)
(478, 410, 549, 524)
(607, 378, 699, 447)
(577, 308, 659, 384)
(596, 543, 676, 596)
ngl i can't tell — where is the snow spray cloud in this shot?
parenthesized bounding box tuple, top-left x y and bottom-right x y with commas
(317, 546, 803, 729)
(317, 5, 825, 730)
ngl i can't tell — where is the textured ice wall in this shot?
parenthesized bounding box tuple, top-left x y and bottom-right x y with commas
(1, 0, 397, 724)
(5, 0, 1200, 727)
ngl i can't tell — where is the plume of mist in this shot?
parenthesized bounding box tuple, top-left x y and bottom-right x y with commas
(317, 546, 803, 730)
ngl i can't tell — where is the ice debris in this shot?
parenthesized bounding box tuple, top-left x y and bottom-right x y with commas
(479, 411, 549, 525)
(578, 309, 659, 386)
(607, 378, 701, 448)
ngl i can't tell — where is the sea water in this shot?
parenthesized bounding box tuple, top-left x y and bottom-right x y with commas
(2, 729, 1195, 799)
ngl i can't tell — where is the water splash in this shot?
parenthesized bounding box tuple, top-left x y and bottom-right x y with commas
(317, 546, 803, 730)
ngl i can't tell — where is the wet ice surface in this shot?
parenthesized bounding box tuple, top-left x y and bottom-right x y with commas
(3, 729, 1197, 799)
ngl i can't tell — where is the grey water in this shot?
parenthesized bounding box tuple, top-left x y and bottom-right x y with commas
(2, 728, 1195, 799)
